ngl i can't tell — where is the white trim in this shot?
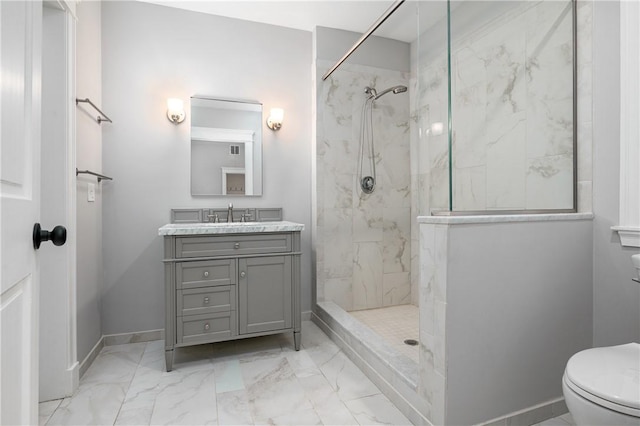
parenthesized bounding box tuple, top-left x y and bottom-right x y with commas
(79, 329, 163, 377)
(479, 397, 567, 426)
(611, 226, 640, 248)
(102, 328, 163, 346)
(78, 335, 104, 378)
(191, 126, 254, 144)
(221, 167, 246, 195)
(614, 1, 640, 248)
(64, 7, 78, 393)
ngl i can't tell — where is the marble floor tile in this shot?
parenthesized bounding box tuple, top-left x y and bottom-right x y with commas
(38, 399, 62, 426)
(532, 413, 575, 426)
(317, 349, 381, 401)
(217, 390, 254, 425)
(534, 417, 572, 426)
(254, 407, 322, 426)
(150, 367, 217, 425)
(80, 342, 146, 386)
(213, 359, 245, 393)
(299, 373, 359, 426)
(559, 413, 576, 425)
(45, 383, 127, 426)
(39, 321, 409, 426)
(344, 393, 413, 425)
(241, 355, 314, 420)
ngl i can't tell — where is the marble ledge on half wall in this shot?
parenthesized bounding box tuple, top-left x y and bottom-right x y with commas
(418, 212, 594, 225)
(158, 221, 304, 236)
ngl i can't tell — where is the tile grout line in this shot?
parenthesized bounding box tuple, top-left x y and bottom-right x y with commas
(112, 341, 150, 425)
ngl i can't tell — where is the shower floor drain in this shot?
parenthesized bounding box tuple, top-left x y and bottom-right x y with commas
(403, 339, 419, 346)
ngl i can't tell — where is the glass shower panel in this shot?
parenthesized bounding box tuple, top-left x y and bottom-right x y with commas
(413, 1, 451, 215)
(448, 0, 575, 212)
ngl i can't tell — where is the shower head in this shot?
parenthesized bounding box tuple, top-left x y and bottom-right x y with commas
(372, 85, 408, 100)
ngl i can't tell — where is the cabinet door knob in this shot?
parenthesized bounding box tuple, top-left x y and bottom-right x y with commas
(240, 271, 246, 278)
(203, 271, 209, 278)
(234, 242, 240, 249)
(204, 323, 210, 331)
(203, 297, 209, 304)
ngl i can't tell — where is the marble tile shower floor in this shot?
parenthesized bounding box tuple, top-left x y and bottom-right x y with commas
(38, 321, 413, 426)
(349, 304, 419, 363)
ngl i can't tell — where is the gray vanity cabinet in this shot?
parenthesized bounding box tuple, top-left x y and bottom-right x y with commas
(163, 230, 301, 372)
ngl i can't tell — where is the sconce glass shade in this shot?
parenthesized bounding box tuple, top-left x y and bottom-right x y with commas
(266, 107, 284, 130)
(167, 98, 185, 124)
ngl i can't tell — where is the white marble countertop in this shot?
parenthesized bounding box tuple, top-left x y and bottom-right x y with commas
(418, 212, 594, 225)
(158, 221, 305, 236)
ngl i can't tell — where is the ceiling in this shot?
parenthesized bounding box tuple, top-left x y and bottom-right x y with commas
(136, 0, 422, 43)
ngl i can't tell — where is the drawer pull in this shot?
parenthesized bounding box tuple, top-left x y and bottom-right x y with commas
(203, 297, 210, 304)
(240, 271, 246, 278)
(234, 242, 240, 249)
(204, 323, 210, 331)
(203, 271, 209, 278)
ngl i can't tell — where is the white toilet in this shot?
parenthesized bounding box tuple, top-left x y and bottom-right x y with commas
(562, 254, 640, 426)
(563, 343, 640, 425)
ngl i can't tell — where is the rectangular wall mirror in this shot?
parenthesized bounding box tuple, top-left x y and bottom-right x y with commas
(190, 96, 263, 196)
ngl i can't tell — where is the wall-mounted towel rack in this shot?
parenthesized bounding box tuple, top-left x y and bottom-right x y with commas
(76, 98, 112, 124)
(76, 168, 113, 182)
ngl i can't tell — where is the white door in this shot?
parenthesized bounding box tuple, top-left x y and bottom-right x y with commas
(1, 1, 43, 424)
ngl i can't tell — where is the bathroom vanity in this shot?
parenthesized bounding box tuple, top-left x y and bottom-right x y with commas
(159, 218, 304, 371)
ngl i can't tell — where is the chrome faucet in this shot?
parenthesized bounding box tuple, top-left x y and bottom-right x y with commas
(227, 203, 233, 223)
(241, 209, 252, 222)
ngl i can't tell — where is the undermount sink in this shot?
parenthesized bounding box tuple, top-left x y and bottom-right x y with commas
(158, 220, 304, 236)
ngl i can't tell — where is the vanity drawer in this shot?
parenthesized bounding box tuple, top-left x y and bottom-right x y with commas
(176, 234, 292, 258)
(176, 259, 236, 290)
(177, 312, 236, 345)
(177, 286, 235, 317)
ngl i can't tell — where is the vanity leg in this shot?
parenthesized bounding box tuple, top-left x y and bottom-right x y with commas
(294, 331, 301, 351)
(165, 349, 174, 372)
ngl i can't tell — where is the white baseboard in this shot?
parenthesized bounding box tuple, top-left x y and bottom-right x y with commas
(79, 336, 104, 378)
(480, 397, 568, 426)
(79, 329, 164, 378)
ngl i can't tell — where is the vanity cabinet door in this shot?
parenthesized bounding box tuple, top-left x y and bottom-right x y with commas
(238, 256, 292, 335)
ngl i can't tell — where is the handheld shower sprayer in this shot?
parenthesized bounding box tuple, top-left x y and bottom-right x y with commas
(358, 84, 408, 194)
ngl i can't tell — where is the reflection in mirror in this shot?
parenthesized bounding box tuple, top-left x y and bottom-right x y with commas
(190, 97, 263, 196)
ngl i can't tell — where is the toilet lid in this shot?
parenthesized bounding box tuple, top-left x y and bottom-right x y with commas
(565, 343, 640, 411)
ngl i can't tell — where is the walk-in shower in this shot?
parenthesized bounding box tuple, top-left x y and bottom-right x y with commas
(358, 85, 408, 194)
(314, 0, 580, 423)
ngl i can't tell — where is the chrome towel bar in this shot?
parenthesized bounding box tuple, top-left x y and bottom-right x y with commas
(76, 168, 113, 182)
(76, 98, 112, 124)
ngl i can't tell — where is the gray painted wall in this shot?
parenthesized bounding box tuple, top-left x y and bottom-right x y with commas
(315, 26, 410, 71)
(101, 1, 312, 334)
(445, 220, 593, 425)
(591, 1, 640, 346)
(76, 0, 103, 361)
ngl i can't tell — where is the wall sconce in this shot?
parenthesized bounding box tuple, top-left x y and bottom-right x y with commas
(167, 98, 185, 124)
(266, 108, 284, 131)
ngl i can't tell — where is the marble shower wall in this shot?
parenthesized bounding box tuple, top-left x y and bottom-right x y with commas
(413, 1, 581, 213)
(316, 61, 412, 312)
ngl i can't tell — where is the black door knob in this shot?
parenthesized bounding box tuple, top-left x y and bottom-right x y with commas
(33, 223, 67, 249)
